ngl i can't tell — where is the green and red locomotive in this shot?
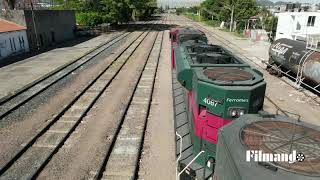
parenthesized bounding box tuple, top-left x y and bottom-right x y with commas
(170, 28, 266, 178)
(170, 27, 320, 180)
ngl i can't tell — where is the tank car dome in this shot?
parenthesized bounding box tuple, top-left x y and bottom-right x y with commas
(215, 113, 320, 180)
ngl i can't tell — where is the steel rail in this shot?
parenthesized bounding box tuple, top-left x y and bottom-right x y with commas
(0, 32, 131, 120)
(29, 30, 150, 180)
(0, 30, 148, 179)
(94, 20, 164, 180)
(134, 30, 164, 179)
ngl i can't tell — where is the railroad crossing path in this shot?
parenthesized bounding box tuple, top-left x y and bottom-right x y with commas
(0, 32, 122, 102)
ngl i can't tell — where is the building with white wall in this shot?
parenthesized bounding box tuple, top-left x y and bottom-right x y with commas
(275, 11, 320, 41)
(0, 19, 29, 60)
(157, 0, 204, 8)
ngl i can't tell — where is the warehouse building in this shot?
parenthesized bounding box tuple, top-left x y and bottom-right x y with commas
(0, 19, 29, 60)
(1, 10, 76, 51)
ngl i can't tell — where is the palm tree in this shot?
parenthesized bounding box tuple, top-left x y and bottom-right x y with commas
(223, 0, 238, 32)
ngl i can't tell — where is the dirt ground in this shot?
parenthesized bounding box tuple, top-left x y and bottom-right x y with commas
(138, 30, 176, 180)
(36, 32, 159, 180)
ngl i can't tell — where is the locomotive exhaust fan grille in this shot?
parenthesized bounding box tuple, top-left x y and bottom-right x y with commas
(203, 68, 253, 82)
(241, 121, 320, 176)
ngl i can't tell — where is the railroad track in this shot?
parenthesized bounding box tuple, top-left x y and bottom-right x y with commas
(0, 32, 131, 120)
(178, 15, 320, 106)
(94, 30, 163, 180)
(0, 20, 163, 179)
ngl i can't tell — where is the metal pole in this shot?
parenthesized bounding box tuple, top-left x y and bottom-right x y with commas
(29, 0, 40, 50)
(230, 4, 234, 32)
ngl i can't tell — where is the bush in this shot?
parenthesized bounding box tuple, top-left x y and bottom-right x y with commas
(76, 12, 104, 26)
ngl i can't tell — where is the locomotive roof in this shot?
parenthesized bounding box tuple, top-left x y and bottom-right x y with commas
(182, 41, 224, 51)
(195, 52, 246, 63)
(217, 113, 320, 179)
(182, 40, 207, 46)
(193, 66, 264, 86)
(178, 28, 205, 36)
(180, 43, 247, 66)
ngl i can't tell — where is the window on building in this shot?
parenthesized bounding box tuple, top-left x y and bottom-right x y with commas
(40, 34, 43, 46)
(51, 31, 55, 43)
(28, 34, 33, 48)
(13, 37, 16, 51)
(9, 38, 13, 51)
(296, 22, 301, 30)
(19, 37, 22, 49)
(307, 16, 316, 27)
(22, 37, 25, 49)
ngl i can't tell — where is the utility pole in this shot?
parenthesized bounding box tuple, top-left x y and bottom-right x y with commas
(230, 4, 234, 32)
(29, 0, 40, 50)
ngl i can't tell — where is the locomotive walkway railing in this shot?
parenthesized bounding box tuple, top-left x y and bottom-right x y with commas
(295, 49, 314, 87)
(177, 150, 205, 180)
(176, 131, 183, 180)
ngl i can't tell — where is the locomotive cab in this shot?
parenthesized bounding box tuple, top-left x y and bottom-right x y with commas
(186, 65, 266, 176)
(170, 28, 208, 70)
(169, 28, 179, 44)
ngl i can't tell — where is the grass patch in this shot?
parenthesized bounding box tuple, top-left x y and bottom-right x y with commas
(203, 20, 219, 27)
(183, 13, 219, 27)
(183, 13, 201, 22)
(182, 13, 246, 39)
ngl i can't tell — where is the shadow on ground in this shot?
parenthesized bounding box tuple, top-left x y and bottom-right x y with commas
(0, 15, 177, 69)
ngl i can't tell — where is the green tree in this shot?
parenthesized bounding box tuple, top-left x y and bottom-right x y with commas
(201, 0, 222, 20)
(199, 0, 258, 31)
(52, 0, 155, 26)
(176, 7, 186, 15)
(4, 0, 16, 9)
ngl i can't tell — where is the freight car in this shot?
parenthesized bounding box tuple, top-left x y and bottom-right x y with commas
(171, 28, 267, 179)
(268, 38, 320, 90)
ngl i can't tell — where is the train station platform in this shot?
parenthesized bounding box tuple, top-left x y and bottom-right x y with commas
(0, 32, 120, 102)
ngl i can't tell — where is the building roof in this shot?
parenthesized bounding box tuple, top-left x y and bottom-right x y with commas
(0, 19, 26, 33)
